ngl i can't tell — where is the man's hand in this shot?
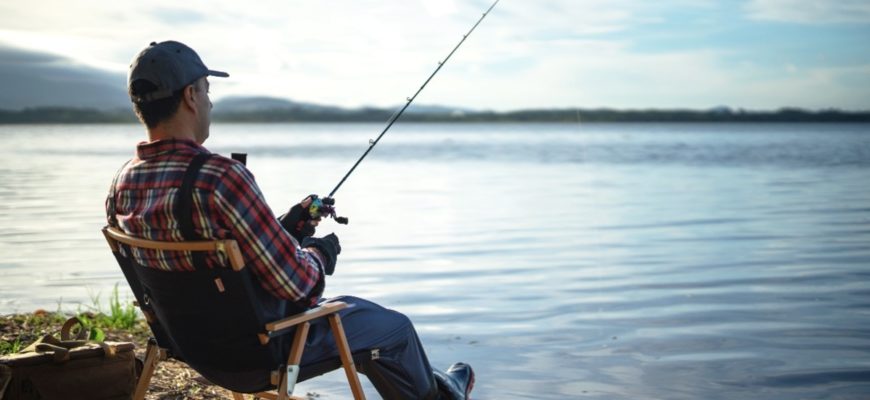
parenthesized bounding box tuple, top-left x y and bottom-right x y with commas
(302, 233, 341, 275)
(279, 195, 321, 241)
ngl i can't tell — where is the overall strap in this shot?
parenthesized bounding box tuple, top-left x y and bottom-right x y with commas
(175, 152, 213, 269)
(107, 159, 132, 228)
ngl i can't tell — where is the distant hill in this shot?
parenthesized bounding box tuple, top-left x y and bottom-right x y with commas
(0, 44, 128, 111)
(215, 96, 345, 114)
(403, 104, 474, 116)
(214, 96, 472, 116)
(212, 96, 475, 122)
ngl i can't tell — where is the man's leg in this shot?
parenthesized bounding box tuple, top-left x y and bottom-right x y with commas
(296, 296, 439, 400)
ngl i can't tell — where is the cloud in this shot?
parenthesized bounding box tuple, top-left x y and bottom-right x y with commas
(742, 64, 870, 109)
(149, 7, 207, 25)
(745, 0, 870, 24)
(421, 0, 459, 17)
(418, 34, 870, 111)
(0, 0, 867, 110)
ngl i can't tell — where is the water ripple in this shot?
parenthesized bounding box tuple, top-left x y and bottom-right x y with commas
(2, 123, 870, 399)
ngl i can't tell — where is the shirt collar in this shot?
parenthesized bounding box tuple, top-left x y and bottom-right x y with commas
(136, 138, 209, 160)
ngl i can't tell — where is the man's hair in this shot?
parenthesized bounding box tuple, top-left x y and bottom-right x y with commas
(129, 79, 184, 129)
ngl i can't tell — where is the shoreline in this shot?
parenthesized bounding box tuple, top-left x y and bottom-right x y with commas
(0, 309, 323, 399)
(2, 106, 870, 124)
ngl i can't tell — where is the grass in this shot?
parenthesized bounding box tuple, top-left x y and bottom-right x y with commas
(1, 285, 147, 356)
(85, 284, 140, 331)
(1, 310, 71, 356)
(0, 287, 235, 398)
(0, 337, 21, 354)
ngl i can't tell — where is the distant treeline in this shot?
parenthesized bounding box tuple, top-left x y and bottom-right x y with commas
(2, 106, 870, 124)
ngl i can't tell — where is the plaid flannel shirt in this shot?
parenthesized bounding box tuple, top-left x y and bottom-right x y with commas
(106, 139, 324, 306)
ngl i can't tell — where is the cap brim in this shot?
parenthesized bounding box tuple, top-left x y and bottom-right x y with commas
(208, 69, 229, 78)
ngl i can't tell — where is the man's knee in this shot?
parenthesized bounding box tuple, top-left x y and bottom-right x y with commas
(332, 296, 411, 324)
(327, 296, 416, 342)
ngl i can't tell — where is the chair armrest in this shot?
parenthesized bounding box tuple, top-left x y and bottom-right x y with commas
(265, 302, 348, 336)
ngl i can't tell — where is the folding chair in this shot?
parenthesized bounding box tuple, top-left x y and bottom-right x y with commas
(102, 226, 367, 400)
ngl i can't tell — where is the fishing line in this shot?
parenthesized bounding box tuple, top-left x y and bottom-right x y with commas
(327, 0, 500, 198)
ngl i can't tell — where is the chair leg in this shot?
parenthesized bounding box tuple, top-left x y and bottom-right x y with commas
(255, 392, 306, 400)
(278, 321, 311, 400)
(328, 314, 366, 400)
(134, 340, 165, 400)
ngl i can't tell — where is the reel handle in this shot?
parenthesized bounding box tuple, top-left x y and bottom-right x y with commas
(316, 196, 348, 225)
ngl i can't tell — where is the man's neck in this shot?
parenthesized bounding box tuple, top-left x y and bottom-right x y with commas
(147, 119, 198, 143)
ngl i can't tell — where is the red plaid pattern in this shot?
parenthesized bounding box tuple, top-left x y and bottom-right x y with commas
(106, 139, 324, 306)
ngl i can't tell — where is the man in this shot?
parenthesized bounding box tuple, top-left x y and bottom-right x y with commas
(107, 40, 474, 399)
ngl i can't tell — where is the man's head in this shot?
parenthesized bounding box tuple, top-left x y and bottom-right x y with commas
(128, 41, 228, 143)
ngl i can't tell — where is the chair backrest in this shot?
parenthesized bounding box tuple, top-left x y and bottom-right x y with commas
(102, 226, 286, 393)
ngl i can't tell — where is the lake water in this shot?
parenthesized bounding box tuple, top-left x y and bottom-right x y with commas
(1, 122, 869, 399)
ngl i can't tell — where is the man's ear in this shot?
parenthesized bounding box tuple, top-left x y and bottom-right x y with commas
(181, 85, 198, 113)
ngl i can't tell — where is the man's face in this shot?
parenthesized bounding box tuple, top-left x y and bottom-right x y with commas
(193, 77, 212, 144)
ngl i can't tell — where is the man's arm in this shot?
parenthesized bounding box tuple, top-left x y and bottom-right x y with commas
(212, 161, 325, 305)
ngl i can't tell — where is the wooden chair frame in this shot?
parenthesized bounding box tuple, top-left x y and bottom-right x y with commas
(102, 227, 366, 400)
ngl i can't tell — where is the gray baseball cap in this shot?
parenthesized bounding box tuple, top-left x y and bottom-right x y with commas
(128, 41, 229, 103)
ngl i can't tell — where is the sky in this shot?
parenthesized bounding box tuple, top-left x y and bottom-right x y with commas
(0, 0, 869, 111)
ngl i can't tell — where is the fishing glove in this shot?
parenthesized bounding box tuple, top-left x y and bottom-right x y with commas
(302, 233, 341, 275)
(279, 196, 318, 241)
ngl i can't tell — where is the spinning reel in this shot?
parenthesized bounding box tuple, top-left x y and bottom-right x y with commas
(308, 195, 348, 225)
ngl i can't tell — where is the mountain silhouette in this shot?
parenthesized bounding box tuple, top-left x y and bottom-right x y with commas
(0, 43, 129, 110)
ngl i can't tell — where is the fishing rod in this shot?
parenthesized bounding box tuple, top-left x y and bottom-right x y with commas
(311, 0, 501, 225)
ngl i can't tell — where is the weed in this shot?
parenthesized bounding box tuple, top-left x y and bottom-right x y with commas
(1, 286, 145, 355)
(106, 285, 138, 330)
(0, 338, 22, 355)
(79, 284, 140, 331)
